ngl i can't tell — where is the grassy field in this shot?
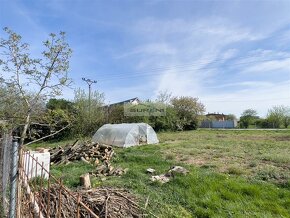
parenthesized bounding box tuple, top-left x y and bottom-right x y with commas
(32, 129, 290, 217)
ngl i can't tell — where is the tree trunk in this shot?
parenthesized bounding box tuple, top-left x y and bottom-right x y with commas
(17, 111, 31, 217)
(20, 112, 31, 146)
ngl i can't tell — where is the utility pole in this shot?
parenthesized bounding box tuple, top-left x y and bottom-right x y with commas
(107, 101, 110, 123)
(82, 77, 97, 120)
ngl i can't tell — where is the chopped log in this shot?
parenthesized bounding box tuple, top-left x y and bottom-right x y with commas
(49, 141, 125, 177)
(94, 158, 99, 165)
(80, 173, 91, 189)
(70, 139, 80, 150)
(49, 141, 114, 166)
(81, 157, 90, 164)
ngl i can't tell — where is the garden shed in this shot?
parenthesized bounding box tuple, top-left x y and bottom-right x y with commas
(92, 123, 159, 148)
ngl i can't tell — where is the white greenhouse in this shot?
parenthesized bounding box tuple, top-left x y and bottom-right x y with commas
(92, 123, 159, 148)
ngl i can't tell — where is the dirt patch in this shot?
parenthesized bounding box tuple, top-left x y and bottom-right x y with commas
(162, 139, 186, 144)
(222, 135, 290, 142)
(274, 135, 290, 141)
(216, 134, 228, 138)
(184, 157, 207, 166)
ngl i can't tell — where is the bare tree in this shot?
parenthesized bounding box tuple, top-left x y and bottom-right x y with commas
(155, 90, 172, 105)
(0, 27, 72, 146)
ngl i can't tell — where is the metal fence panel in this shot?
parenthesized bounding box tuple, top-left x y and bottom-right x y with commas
(200, 120, 238, 128)
(212, 120, 236, 128)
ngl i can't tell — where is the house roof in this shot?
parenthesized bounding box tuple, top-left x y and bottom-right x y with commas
(206, 113, 226, 117)
(108, 97, 140, 107)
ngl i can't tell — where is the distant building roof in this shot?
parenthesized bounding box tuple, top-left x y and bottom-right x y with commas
(206, 113, 237, 121)
(206, 113, 227, 121)
(108, 97, 140, 107)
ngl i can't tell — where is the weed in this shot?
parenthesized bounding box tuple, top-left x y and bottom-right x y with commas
(227, 166, 244, 175)
(165, 153, 175, 160)
(249, 161, 257, 168)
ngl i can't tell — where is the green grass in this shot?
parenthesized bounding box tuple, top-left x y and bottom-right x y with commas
(27, 138, 77, 150)
(50, 162, 96, 187)
(35, 129, 290, 217)
(158, 129, 290, 186)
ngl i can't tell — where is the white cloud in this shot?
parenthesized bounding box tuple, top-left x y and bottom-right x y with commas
(202, 80, 290, 117)
(133, 16, 262, 42)
(119, 17, 290, 116)
(115, 42, 176, 59)
(208, 81, 273, 89)
(241, 58, 290, 74)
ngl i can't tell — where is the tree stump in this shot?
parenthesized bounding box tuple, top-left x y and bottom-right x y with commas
(80, 173, 91, 189)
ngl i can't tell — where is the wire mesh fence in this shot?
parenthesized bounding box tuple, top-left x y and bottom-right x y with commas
(0, 133, 12, 217)
(1, 136, 142, 217)
(1, 134, 99, 217)
(19, 149, 99, 218)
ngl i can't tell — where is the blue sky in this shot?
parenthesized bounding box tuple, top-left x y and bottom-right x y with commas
(1, 0, 290, 117)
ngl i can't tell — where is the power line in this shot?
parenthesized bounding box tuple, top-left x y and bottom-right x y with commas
(97, 56, 290, 82)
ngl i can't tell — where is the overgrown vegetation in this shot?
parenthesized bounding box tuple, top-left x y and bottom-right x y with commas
(37, 130, 290, 217)
(240, 107, 290, 129)
(22, 92, 206, 140)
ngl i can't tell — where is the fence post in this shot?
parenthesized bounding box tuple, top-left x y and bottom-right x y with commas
(9, 139, 19, 218)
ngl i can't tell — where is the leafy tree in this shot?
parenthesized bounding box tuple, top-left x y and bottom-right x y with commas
(73, 88, 105, 136)
(267, 105, 290, 128)
(46, 98, 75, 113)
(240, 109, 258, 128)
(171, 96, 205, 130)
(106, 96, 205, 132)
(43, 108, 72, 139)
(149, 106, 178, 131)
(255, 118, 271, 128)
(108, 105, 125, 124)
(226, 114, 237, 120)
(0, 27, 72, 145)
(283, 115, 290, 128)
(108, 104, 150, 125)
(44, 98, 76, 138)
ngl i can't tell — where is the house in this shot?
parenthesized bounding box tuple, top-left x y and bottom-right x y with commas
(201, 113, 238, 129)
(108, 97, 140, 107)
(205, 113, 227, 121)
(102, 97, 140, 111)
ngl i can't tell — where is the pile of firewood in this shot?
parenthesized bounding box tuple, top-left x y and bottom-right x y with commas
(49, 140, 114, 165)
(49, 140, 127, 177)
(37, 185, 143, 218)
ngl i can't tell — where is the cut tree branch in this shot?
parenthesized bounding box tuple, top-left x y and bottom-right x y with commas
(24, 123, 70, 146)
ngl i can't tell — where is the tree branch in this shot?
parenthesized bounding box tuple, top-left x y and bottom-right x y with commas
(23, 123, 70, 146)
(36, 49, 61, 98)
(10, 46, 30, 107)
